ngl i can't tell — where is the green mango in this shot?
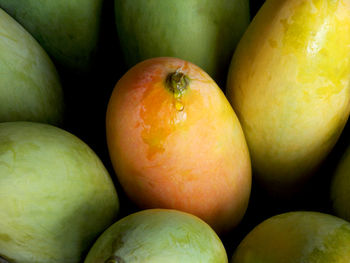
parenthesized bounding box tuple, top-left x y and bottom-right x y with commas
(114, 0, 250, 84)
(226, 0, 350, 197)
(0, 122, 119, 263)
(0, 0, 104, 72)
(84, 209, 228, 263)
(0, 8, 63, 124)
(231, 211, 350, 263)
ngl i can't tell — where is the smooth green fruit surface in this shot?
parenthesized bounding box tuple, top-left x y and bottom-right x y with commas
(331, 146, 350, 222)
(0, 8, 63, 124)
(0, 122, 119, 263)
(231, 211, 350, 263)
(226, 0, 350, 196)
(0, 0, 104, 72)
(114, 0, 250, 83)
(84, 209, 228, 263)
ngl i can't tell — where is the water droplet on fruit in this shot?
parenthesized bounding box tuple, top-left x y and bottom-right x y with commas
(175, 101, 184, 111)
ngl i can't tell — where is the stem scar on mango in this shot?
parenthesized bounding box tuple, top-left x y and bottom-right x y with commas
(166, 70, 189, 111)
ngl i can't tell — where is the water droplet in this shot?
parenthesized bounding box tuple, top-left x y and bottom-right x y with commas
(175, 101, 184, 111)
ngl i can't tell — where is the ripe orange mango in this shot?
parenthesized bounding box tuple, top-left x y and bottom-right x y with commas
(106, 57, 251, 233)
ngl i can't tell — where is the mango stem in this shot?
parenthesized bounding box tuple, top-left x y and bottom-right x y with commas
(166, 70, 189, 98)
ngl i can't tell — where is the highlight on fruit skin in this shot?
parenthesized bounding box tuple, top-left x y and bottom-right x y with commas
(0, 121, 119, 263)
(106, 57, 251, 234)
(226, 0, 350, 198)
(231, 211, 350, 263)
(84, 209, 228, 263)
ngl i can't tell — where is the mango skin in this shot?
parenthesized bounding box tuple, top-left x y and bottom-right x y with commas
(226, 0, 350, 196)
(0, 8, 63, 125)
(331, 146, 350, 222)
(114, 0, 250, 83)
(106, 57, 251, 234)
(231, 211, 350, 263)
(0, 122, 119, 263)
(0, 0, 104, 72)
(84, 209, 228, 263)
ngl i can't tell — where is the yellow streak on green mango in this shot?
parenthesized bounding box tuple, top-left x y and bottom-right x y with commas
(0, 122, 119, 263)
(0, 8, 63, 124)
(84, 209, 228, 263)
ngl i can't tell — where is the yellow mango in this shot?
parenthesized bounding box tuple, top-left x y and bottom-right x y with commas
(226, 0, 350, 196)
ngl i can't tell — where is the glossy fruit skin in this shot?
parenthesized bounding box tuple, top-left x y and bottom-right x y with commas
(0, 8, 63, 124)
(0, 0, 104, 72)
(114, 0, 250, 83)
(331, 146, 350, 222)
(226, 0, 350, 197)
(231, 211, 350, 263)
(106, 57, 251, 233)
(0, 122, 119, 263)
(84, 209, 228, 263)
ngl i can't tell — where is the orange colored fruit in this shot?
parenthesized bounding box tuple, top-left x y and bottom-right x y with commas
(106, 57, 251, 233)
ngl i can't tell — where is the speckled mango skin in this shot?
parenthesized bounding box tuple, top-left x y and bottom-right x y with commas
(106, 57, 251, 234)
(231, 211, 350, 263)
(114, 0, 250, 83)
(226, 0, 350, 196)
(0, 122, 119, 263)
(0, 9, 63, 125)
(0, 0, 104, 72)
(84, 209, 228, 263)
(331, 146, 350, 222)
